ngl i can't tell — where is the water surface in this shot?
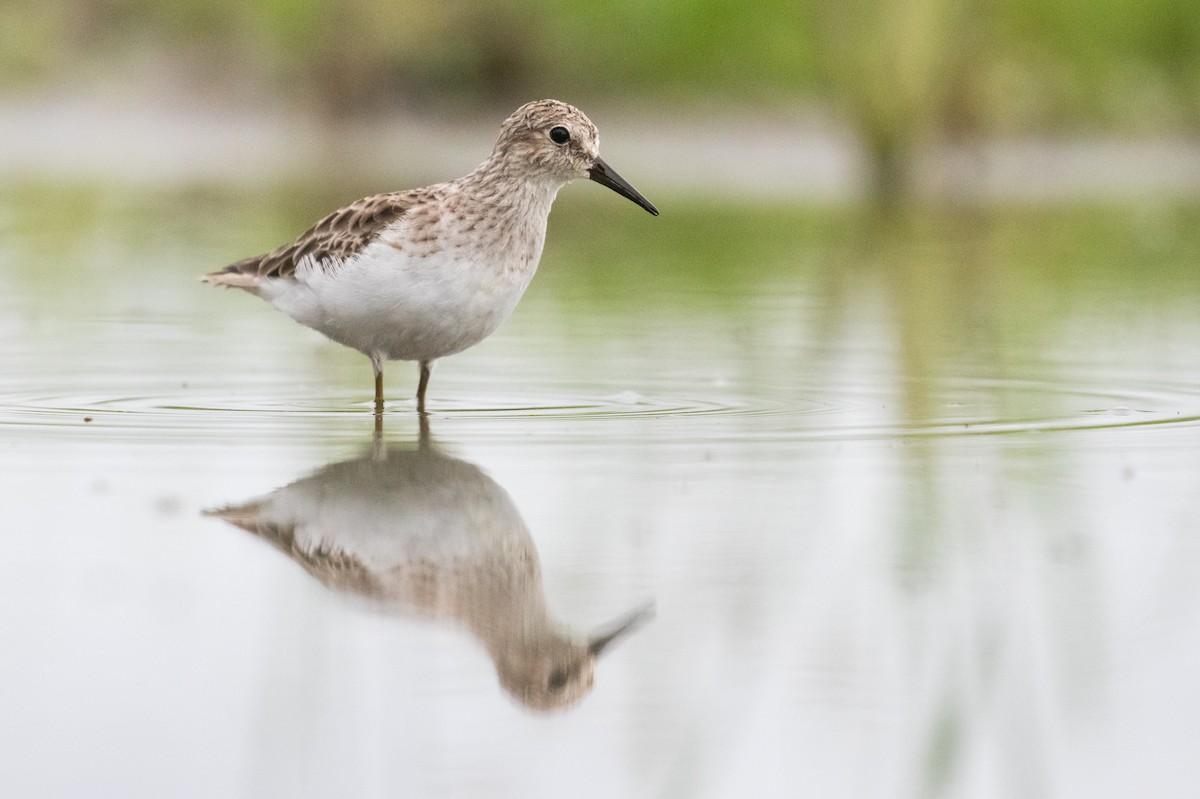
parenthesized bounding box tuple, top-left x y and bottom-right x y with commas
(2, 187, 1200, 797)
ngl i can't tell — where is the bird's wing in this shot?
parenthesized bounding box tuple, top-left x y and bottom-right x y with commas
(214, 191, 416, 281)
(205, 502, 383, 595)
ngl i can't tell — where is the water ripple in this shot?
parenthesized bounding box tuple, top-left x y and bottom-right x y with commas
(4, 372, 1200, 445)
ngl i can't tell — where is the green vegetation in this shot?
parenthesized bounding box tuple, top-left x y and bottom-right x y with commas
(3, 0, 1197, 126)
(3, 1, 1197, 200)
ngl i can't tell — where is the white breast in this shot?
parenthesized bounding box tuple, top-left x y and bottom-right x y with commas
(262, 223, 545, 362)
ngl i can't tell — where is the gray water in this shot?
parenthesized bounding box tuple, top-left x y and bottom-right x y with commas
(2, 186, 1200, 798)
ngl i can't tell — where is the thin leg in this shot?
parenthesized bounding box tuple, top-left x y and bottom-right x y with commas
(370, 353, 385, 414)
(416, 359, 433, 414)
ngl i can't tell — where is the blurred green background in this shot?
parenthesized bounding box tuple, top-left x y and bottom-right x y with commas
(2, 0, 1198, 200)
(4, 13, 1200, 793)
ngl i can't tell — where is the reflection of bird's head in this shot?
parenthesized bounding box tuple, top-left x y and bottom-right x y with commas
(495, 639, 597, 713)
(492, 603, 655, 713)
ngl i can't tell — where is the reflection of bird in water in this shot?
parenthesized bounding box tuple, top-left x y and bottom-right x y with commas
(205, 429, 652, 712)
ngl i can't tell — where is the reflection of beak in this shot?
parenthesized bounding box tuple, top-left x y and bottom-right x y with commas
(587, 601, 656, 657)
(588, 157, 660, 216)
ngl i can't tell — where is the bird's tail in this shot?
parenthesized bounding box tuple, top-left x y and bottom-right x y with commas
(204, 501, 296, 553)
(199, 269, 260, 290)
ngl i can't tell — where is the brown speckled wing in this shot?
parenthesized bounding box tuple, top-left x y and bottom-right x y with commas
(221, 192, 415, 280)
(205, 504, 383, 595)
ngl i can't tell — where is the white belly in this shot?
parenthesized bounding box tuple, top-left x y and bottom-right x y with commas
(262, 239, 539, 362)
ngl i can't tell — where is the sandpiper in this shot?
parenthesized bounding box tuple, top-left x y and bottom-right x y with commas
(202, 99, 658, 413)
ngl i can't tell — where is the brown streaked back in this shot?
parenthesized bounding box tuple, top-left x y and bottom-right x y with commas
(212, 191, 416, 282)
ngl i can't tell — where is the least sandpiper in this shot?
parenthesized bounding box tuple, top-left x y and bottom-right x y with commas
(203, 99, 658, 413)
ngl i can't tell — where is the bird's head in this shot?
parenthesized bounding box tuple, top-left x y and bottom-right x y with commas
(493, 99, 659, 216)
(492, 601, 655, 712)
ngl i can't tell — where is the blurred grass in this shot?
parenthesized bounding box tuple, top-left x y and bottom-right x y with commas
(2, 0, 1196, 126)
(3, 1, 1198, 203)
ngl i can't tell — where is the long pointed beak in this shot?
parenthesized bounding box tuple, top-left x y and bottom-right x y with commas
(588, 157, 659, 216)
(586, 601, 656, 657)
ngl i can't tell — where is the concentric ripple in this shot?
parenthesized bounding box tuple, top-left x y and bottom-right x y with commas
(4, 369, 1200, 445)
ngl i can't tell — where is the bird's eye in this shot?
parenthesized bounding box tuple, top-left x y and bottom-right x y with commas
(547, 669, 569, 691)
(549, 126, 570, 145)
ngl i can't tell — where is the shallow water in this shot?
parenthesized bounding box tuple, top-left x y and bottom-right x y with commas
(3, 187, 1200, 798)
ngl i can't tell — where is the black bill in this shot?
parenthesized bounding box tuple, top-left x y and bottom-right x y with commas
(588, 157, 659, 216)
(586, 601, 656, 657)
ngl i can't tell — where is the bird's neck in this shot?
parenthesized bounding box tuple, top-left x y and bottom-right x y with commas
(450, 158, 562, 273)
(459, 155, 564, 223)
